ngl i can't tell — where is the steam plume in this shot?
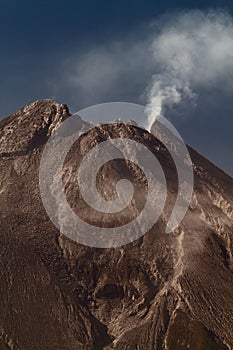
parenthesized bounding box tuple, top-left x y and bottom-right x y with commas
(146, 10, 233, 129)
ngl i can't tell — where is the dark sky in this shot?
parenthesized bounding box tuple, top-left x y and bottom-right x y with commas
(1, 0, 233, 175)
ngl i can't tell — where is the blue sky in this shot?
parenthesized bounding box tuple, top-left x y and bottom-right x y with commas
(1, 0, 233, 175)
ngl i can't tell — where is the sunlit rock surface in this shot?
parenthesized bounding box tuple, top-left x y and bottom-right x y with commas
(0, 100, 232, 350)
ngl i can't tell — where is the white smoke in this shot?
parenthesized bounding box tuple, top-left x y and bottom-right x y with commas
(146, 10, 233, 129)
(58, 9, 233, 131)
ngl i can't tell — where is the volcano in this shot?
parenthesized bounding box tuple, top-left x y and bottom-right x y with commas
(0, 100, 232, 350)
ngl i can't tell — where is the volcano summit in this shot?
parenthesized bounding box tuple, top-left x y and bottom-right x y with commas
(0, 100, 232, 350)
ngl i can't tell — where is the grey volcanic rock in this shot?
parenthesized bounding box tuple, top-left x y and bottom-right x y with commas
(0, 100, 233, 350)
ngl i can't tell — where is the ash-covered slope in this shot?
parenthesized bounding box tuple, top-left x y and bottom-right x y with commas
(0, 100, 233, 350)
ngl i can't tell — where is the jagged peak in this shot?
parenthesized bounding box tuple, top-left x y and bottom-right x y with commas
(0, 99, 70, 155)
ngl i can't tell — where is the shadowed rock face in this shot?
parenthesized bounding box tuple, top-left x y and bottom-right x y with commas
(0, 100, 232, 350)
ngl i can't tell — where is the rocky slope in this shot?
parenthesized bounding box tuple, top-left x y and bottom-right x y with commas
(0, 100, 233, 350)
